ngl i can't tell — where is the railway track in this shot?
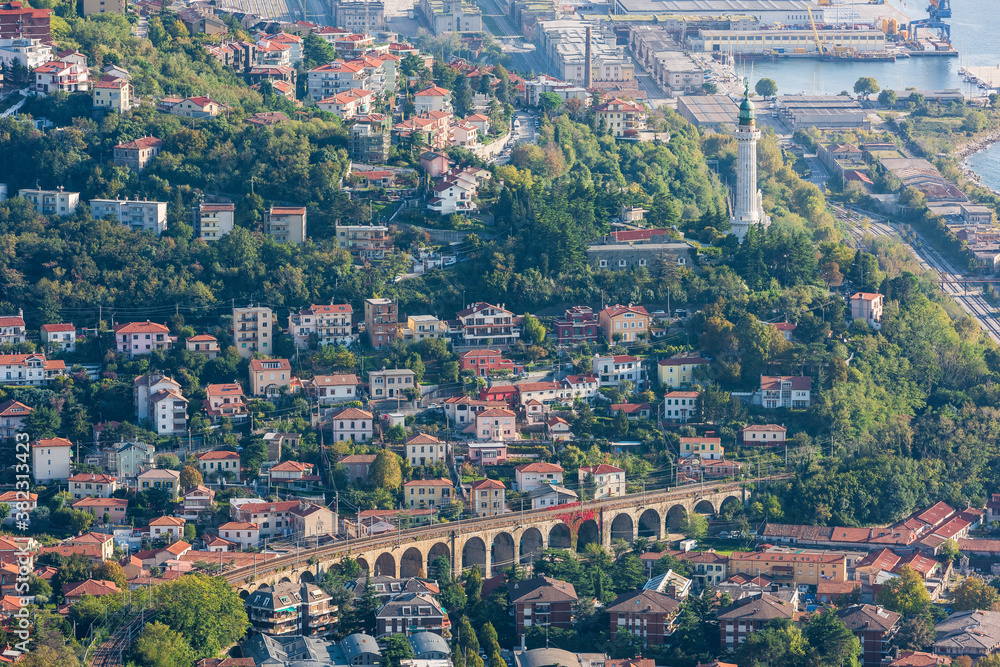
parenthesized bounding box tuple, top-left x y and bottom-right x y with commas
(222, 476, 791, 586)
(89, 610, 157, 667)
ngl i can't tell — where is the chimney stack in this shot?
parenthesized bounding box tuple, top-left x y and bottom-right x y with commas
(584, 26, 593, 89)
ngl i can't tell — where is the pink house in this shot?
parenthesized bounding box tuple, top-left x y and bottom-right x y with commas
(468, 442, 508, 465)
(476, 407, 516, 441)
(114, 321, 174, 356)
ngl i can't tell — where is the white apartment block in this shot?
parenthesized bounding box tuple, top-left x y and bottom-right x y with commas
(288, 303, 355, 348)
(19, 187, 79, 216)
(233, 305, 273, 358)
(0, 353, 66, 385)
(90, 198, 168, 235)
(32, 437, 73, 483)
(0, 38, 53, 68)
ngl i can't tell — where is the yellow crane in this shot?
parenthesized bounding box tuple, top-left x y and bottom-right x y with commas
(806, 5, 826, 54)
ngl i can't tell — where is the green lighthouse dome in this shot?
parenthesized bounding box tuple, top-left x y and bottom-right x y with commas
(739, 89, 756, 126)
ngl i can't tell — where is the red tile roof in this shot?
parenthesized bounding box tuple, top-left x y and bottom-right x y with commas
(40, 323, 74, 332)
(115, 136, 163, 150)
(196, 450, 240, 460)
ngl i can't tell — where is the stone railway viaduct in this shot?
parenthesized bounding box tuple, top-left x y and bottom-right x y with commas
(224, 479, 785, 599)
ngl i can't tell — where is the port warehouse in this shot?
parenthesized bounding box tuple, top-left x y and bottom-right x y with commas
(609, 0, 830, 25)
(689, 28, 886, 53)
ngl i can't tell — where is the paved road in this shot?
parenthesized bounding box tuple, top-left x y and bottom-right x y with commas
(473, 0, 546, 76)
(836, 203, 1000, 344)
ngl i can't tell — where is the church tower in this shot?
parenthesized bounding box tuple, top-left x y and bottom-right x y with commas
(730, 79, 770, 242)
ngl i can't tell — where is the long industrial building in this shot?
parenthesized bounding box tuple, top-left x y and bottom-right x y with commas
(690, 28, 886, 53)
(610, 0, 825, 26)
(536, 19, 634, 86)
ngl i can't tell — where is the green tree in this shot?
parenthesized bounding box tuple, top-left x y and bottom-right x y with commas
(354, 575, 380, 635)
(895, 614, 935, 651)
(951, 576, 999, 611)
(131, 621, 197, 667)
(854, 77, 880, 98)
(875, 565, 930, 616)
(613, 409, 629, 439)
(23, 406, 61, 438)
(878, 89, 898, 107)
(479, 621, 500, 655)
(382, 634, 414, 667)
(0, 503, 9, 522)
(179, 465, 203, 490)
(804, 611, 862, 667)
(755, 78, 778, 98)
(523, 313, 546, 345)
(962, 109, 989, 133)
(680, 512, 708, 540)
(459, 615, 479, 654)
(95, 560, 127, 591)
(453, 75, 474, 118)
(735, 618, 807, 667)
(538, 92, 562, 114)
(369, 449, 403, 490)
(153, 574, 249, 659)
(465, 566, 483, 605)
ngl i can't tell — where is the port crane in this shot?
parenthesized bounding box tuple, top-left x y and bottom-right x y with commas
(910, 0, 952, 43)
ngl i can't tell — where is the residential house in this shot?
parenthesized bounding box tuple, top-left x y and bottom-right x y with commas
(340, 455, 377, 484)
(114, 321, 173, 356)
(107, 440, 155, 479)
(515, 462, 563, 492)
(186, 334, 220, 358)
(204, 383, 249, 424)
(376, 592, 450, 637)
(443, 395, 491, 426)
(399, 315, 446, 342)
(62, 579, 121, 606)
(40, 323, 75, 352)
(450, 120, 478, 147)
(509, 576, 577, 636)
(196, 450, 242, 482)
(464, 113, 489, 135)
(337, 224, 393, 261)
(134, 373, 187, 436)
(17, 187, 79, 216)
(113, 136, 164, 171)
(598, 304, 650, 343)
(365, 298, 398, 348)
(934, 611, 1000, 659)
(219, 522, 260, 549)
(836, 604, 901, 667)
(468, 442, 508, 466)
(427, 167, 490, 216)
(414, 85, 452, 114)
(166, 96, 227, 118)
(657, 357, 709, 388)
(718, 593, 796, 649)
(0, 37, 52, 68)
(72, 497, 128, 524)
(31, 437, 73, 482)
(0, 352, 66, 385)
(350, 114, 391, 163)
(546, 417, 573, 441)
(137, 468, 181, 502)
(368, 367, 415, 401)
(246, 581, 335, 638)
(476, 407, 517, 441)
(289, 501, 336, 539)
(593, 354, 646, 389)
(887, 652, 951, 667)
(403, 479, 453, 509)
(679, 551, 728, 587)
(679, 436, 723, 460)
(249, 358, 292, 397)
(177, 485, 215, 522)
(329, 407, 373, 442)
(0, 311, 23, 344)
(515, 382, 564, 411)
(456, 302, 519, 347)
(460, 349, 521, 377)
(562, 374, 600, 401)
(269, 461, 320, 489)
(741, 424, 786, 446)
(419, 151, 451, 177)
(90, 198, 169, 238)
(663, 391, 698, 423)
(262, 432, 298, 463)
(264, 206, 307, 245)
(307, 59, 368, 99)
(32, 58, 89, 95)
(230, 498, 300, 540)
(405, 433, 448, 467)
(553, 306, 601, 345)
(233, 305, 273, 357)
(310, 375, 359, 405)
(851, 292, 884, 329)
(147, 515, 185, 541)
(760, 376, 811, 409)
(0, 399, 30, 438)
(194, 202, 236, 242)
(611, 403, 653, 420)
(68, 473, 119, 499)
(317, 87, 374, 119)
(529, 484, 578, 509)
(727, 551, 846, 587)
(92, 75, 131, 112)
(288, 303, 355, 348)
(607, 589, 682, 645)
(470, 478, 506, 516)
(594, 98, 647, 137)
(577, 464, 625, 498)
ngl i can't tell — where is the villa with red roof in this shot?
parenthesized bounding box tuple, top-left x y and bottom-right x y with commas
(32, 59, 90, 96)
(40, 323, 76, 352)
(219, 522, 260, 548)
(166, 96, 228, 118)
(741, 424, 787, 446)
(514, 462, 564, 492)
(196, 450, 242, 482)
(414, 85, 452, 114)
(68, 473, 119, 499)
(204, 383, 249, 424)
(316, 88, 374, 119)
(470, 478, 506, 517)
(0, 399, 31, 438)
(598, 304, 650, 344)
(594, 98, 647, 137)
(32, 436, 73, 482)
(268, 461, 320, 489)
(113, 321, 174, 356)
(461, 349, 522, 377)
(147, 515, 185, 541)
(578, 464, 626, 498)
(62, 579, 121, 606)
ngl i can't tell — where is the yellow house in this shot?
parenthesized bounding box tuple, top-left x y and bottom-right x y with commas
(727, 551, 847, 587)
(137, 468, 181, 502)
(403, 478, 453, 509)
(657, 356, 709, 387)
(679, 436, 724, 460)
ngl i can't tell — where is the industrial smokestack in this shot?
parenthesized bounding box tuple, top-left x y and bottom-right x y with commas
(584, 25, 593, 89)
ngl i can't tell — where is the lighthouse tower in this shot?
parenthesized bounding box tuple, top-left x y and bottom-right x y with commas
(730, 79, 770, 242)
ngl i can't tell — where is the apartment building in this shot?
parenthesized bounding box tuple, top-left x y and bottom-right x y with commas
(594, 98, 647, 137)
(405, 433, 448, 467)
(592, 354, 645, 389)
(760, 375, 811, 409)
(399, 315, 445, 342)
(249, 358, 292, 397)
(18, 187, 79, 216)
(727, 550, 847, 587)
(41, 323, 75, 352)
(598, 304, 649, 343)
(329, 407, 373, 442)
(68, 473, 119, 499)
(418, 0, 482, 34)
(231, 498, 300, 539)
(0, 352, 65, 385)
(133, 373, 188, 436)
(577, 464, 625, 498)
(376, 592, 450, 637)
(317, 87, 374, 119)
(656, 356, 709, 388)
(193, 202, 235, 242)
(90, 198, 168, 235)
(475, 407, 516, 441)
(137, 468, 180, 502)
(553, 306, 601, 345)
(247, 581, 336, 638)
(0, 37, 52, 68)
(663, 391, 698, 423)
(456, 302, 518, 348)
(607, 589, 682, 645)
(203, 383, 249, 424)
(288, 303, 354, 348)
(403, 479, 453, 509)
(196, 450, 242, 483)
(0, 399, 30, 438)
(509, 576, 577, 636)
(114, 321, 173, 356)
(515, 462, 563, 492)
(336, 224, 392, 261)
(718, 593, 796, 650)
(32, 58, 89, 95)
(350, 115, 391, 163)
(233, 305, 273, 357)
(83, 0, 126, 17)
(470, 478, 506, 516)
(364, 298, 398, 348)
(368, 367, 416, 401)
(837, 605, 901, 667)
(307, 59, 369, 99)
(264, 206, 307, 244)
